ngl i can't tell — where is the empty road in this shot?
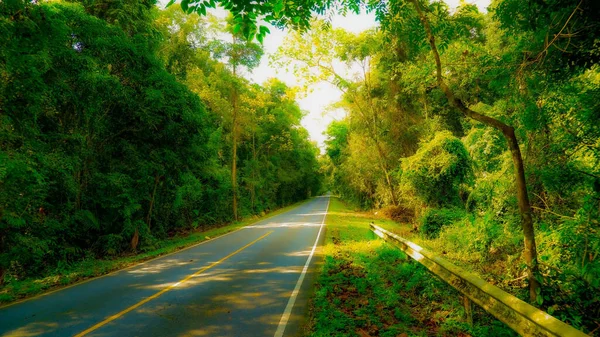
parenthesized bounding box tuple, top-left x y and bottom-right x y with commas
(0, 196, 330, 337)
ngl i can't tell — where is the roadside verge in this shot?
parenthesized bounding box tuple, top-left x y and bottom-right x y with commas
(0, 198, 312, 306)
(302, 197, 518, 336)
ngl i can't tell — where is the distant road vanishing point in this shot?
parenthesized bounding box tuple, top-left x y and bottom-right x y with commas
(0, 196, 330, 337)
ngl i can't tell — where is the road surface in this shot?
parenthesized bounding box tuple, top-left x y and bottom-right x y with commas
(0, 196, 330, 337)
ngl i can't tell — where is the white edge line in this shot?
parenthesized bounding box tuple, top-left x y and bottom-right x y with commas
(0, 198, 315, 310)
(274, 195, 330, 337)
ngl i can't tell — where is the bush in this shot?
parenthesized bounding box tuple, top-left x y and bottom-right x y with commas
(420, 208, 467, 238)
(402, 131, 472, 207)
(379, 205, 415, 223)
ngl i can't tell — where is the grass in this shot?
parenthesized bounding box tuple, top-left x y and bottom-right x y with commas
(372, 214, 528, 295)
(0, 199, 310, 305)
(303, 197, 517, 337)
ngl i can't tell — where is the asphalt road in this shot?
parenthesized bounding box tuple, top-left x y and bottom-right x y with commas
(0, 196, 330, 337)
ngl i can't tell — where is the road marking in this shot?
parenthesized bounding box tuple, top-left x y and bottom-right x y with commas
(274, 196, 330, 337)
(0, 199, 316, 311)
(74, 230, 273, 337)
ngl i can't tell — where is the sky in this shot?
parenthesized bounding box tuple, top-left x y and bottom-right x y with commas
(249, 11, 378, 152)
(215, 0, 492, 151)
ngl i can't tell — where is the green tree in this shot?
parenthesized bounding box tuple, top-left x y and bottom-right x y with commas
(208, 22, 262, 221)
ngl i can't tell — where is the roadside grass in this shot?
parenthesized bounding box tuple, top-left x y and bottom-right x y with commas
(304, 198, 516, 337)
(373, 218, 480, 271)
(373, 212, 599, 333)
(373, 216, 526, 294)
(0, 199, 310, 305)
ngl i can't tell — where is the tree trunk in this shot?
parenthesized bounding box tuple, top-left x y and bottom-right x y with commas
(232, 127, 238, 221)
(408, 0, 541, 302)
(75, 170, 82, 210)
(362, 63, 399, 206)
(146, 174, 160, 228)
(0, 225, 4, 286)
(251, 132, 256, 212)
(231, 64, 239, 221)
(373, 140, 399, 206)
(130, 227, 139, 252)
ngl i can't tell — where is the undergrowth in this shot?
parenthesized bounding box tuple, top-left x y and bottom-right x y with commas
(304, 198, 516, 337)
(376, 205, 599, 333)
(0, 199, 309, 304)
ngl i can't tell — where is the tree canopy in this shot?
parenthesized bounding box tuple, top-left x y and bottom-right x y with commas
(268, 0, 599, 330)
(0, 0, 322, 286)
(1, 0, 599, 333)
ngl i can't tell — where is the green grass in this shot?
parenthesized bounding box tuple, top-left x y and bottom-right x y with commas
(303, 197, 517, 337)
(372, 214, 488, 275)
(0, 199, 310, 305)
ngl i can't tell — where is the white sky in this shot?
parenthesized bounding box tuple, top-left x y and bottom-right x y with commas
(209, 0, 491, 151)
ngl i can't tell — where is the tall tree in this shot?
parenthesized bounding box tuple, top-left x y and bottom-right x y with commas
(275, 25, 405, 206)
(209, 21, 262, 220)
(397, 0, 541, 301)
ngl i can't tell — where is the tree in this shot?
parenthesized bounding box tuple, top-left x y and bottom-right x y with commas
(275, 25, 405, 206)
(200, 0, 542, 302)
(391, 0, 541, 301)
(0, 0, 323, 284)
(208, 19, 263, 221)
(0, 0, 215, 275)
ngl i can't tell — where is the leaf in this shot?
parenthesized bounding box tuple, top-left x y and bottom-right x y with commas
(165, 0, 176, 8)
(233, 23, 242, 35)
(259, 25, 270, 35)
(6, 215, 26, 228)
(181, 0, 189, 12)
(187, 5, 197, 14)
(273, 0, 284, 15)
(536, 293, 543, 305)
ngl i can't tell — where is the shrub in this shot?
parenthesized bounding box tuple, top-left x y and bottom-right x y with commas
(420, 208, 467, 238)
(379, 205, 415, 223)
(402, 131, 472, 207)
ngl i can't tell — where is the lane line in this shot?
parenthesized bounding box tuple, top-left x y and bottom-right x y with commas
(0, 198, 314, 310)
(274, 196, 330, 337)
(74, 230, 274, 337)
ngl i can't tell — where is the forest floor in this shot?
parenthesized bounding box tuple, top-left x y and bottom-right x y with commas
(302, 197, 517, 337)
(0, 199, 311, 305)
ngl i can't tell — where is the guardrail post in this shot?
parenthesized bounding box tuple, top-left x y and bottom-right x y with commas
(463, 295, 473, 326)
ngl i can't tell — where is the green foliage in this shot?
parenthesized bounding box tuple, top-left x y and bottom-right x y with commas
(311, 0, 599, 330)
(0, 0, 322, 285)
(306, 198, 517, 336)
(173, 0, 351, 42)
(463, 126, 505, 173)
(1, 200, 306, 302)
(534, 197, 600, 327)
(324, 121, 349, 167)
(420, 208, 467, 238)
(402, 131, 472, 207)
(2, 0, 600, 331)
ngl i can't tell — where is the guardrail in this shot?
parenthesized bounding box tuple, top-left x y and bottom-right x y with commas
(370, 224, 589, 337)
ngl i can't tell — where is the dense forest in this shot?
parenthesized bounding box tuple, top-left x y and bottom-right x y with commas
(0, 0, 322, 286)
(274, 0, 600, 331)
(2, 0, 600, 333)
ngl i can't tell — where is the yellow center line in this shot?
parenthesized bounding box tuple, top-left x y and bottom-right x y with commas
(74, 230, 274, 337)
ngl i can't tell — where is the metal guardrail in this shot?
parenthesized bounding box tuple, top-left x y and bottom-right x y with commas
(370, 224, 589, 337)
